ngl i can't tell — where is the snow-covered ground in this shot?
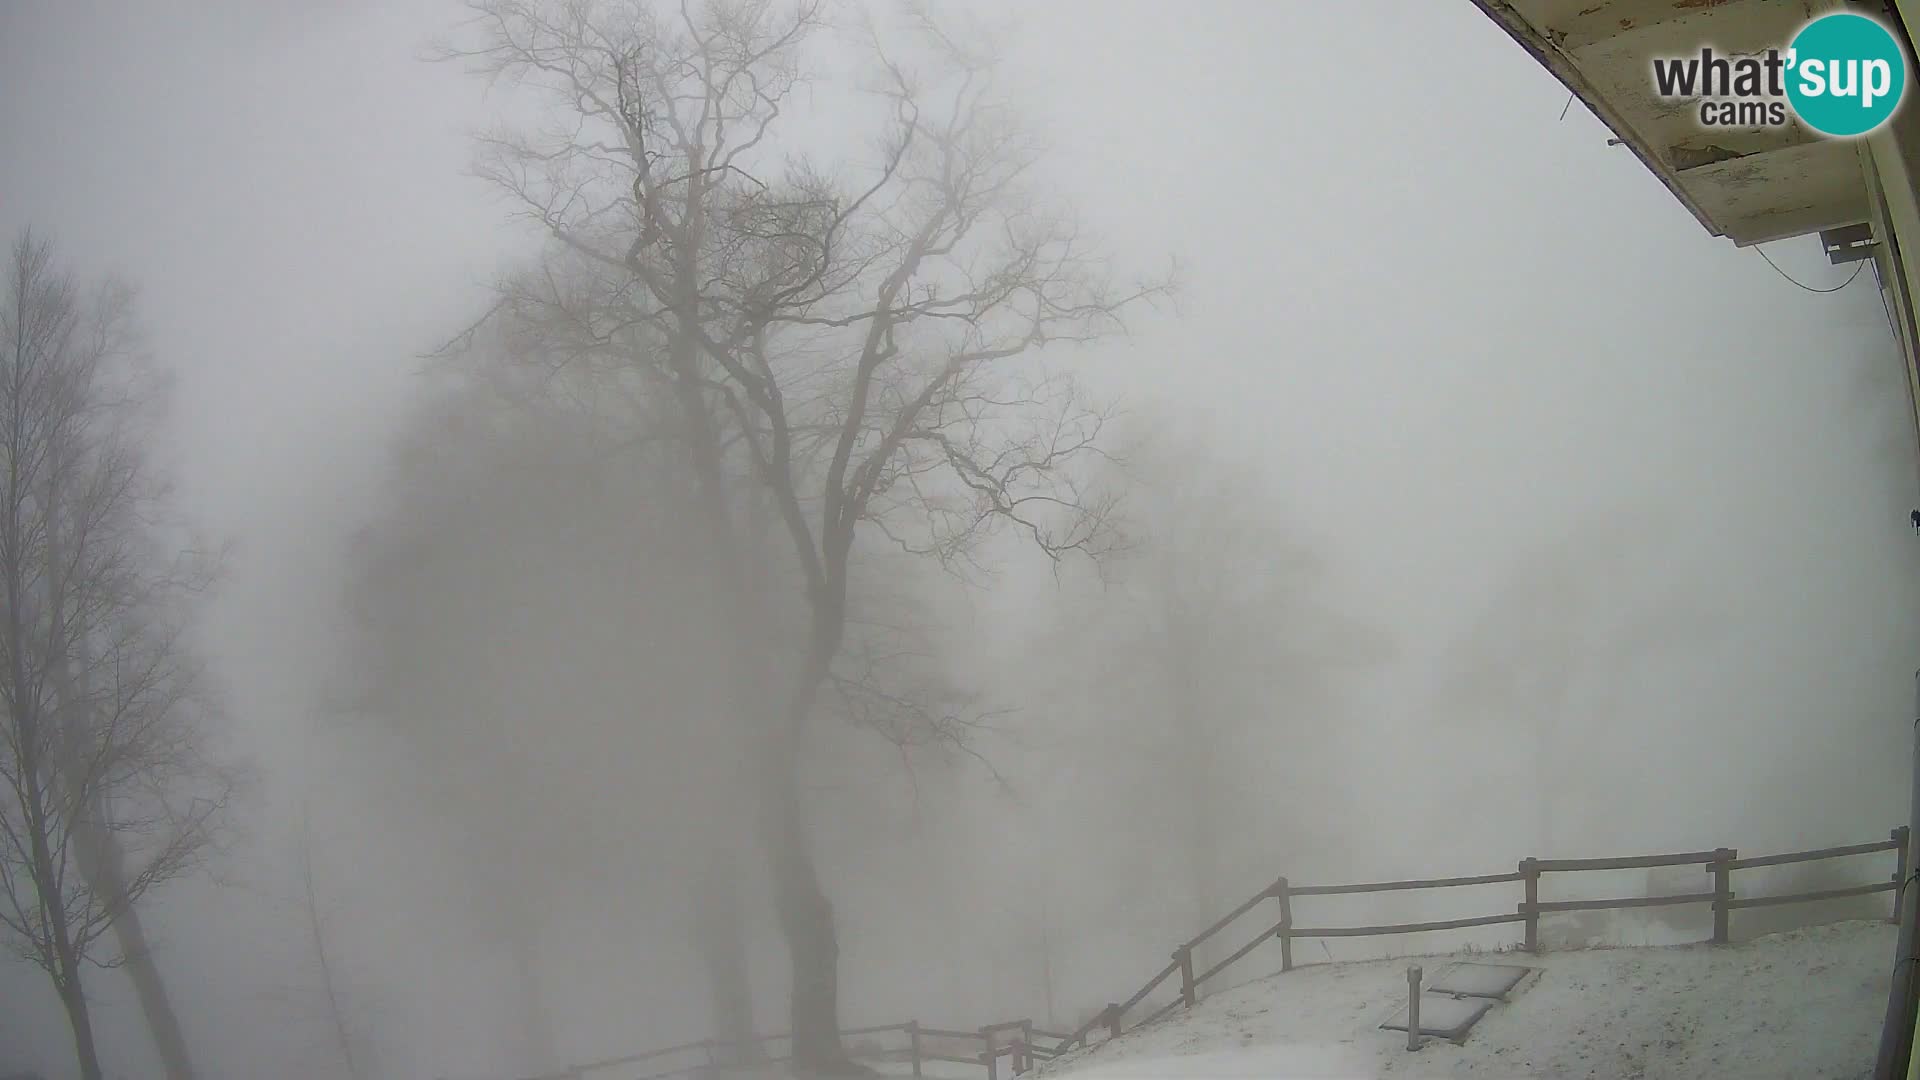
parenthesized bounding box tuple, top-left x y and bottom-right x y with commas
(1033, 920, 1896, 1079)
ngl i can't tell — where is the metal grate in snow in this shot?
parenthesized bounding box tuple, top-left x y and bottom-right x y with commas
(1425, 961, 1534, 999)
(1379, 993, 1496, 1040)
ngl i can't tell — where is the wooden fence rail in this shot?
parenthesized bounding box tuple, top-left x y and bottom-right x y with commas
(915, 1027, 982, 1041)
(521, 825, 1910, 1080)
(1287, 911, 1530, 939)
(1521, 891, 1721, 915)
(1183, 879, 1282, 948)
(1724, 880, 1898, 910)
(1288, 870, 1526, 897)
(1727, 837, 1901, 870)
(1530, 850, 1725, 873)
(1194, 918, 1287, 987)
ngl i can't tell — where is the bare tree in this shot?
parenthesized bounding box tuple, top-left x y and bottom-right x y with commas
(443, 2, 1171, 1068)
(347, 348, 777, 1073)
(69, 834, 201, 1080)
(0, 231, 231, 1080)
(1036, 423, 1391, 979)
(1441, 508, 1721, 854)
(299, 798, 366, 1080)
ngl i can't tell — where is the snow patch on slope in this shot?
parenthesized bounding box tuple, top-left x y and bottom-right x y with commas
(1040, 920, 1894, 1079)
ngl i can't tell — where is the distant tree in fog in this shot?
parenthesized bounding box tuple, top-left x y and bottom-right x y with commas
(1034, 425, 1390, 974)
(0, 232, 233, 1080)
(437, 0, 1173, 1068)
(1440, 509, 1722, 855)
(296, 799, 367, 1080)
(345, 358, 716, 1072)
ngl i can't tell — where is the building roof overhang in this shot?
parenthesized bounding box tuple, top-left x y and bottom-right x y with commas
(1470, 0, 1874, 245)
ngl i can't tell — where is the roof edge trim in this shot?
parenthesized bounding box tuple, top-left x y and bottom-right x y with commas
(1467, 0, 1728, 239)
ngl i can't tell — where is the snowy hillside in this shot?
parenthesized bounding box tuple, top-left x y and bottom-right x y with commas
(1033, 921, 1894, 1079)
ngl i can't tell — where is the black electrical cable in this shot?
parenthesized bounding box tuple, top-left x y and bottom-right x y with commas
(1756, 245, 1867, 293)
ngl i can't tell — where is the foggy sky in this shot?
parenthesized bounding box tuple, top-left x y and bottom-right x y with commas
(3, 2, 1918, 1078)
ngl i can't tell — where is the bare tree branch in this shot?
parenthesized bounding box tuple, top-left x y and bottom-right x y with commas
(436, 3, 1177, 1066)
(0, 230, 234, 1080)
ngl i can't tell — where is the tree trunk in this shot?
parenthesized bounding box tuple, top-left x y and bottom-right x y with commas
(20, 696, 100, 1080)
(18, 730, 101, 1080)
(503, 909, 560, 1074)
(108, 899, 198, 1080)
(665, 379, 772, 1069)
(15, 425, 102, 1080)
(41, 451, 199, 1080)
(657, 265, 829, 1072)
(758, 658, 864, 1076)
(1161, 555, 1223, 977)
(39, 844, 103, 1080)
(696, 853, 762, 1067)
(654, 156, 853, 1073)
(58, 967, 105, 1080)
(71, 823, 198, 1080)
(300, 801, 364, 1080)
(764, 745, 847, 1074)
(1038, 888, 1058, 1029)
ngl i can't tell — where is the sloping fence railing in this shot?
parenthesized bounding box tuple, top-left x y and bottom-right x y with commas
(521, 825, 1910, 1080)
(527, 1019, 1062, 1080)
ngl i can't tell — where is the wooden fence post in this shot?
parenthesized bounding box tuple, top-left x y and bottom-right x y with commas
(1020, 1020, 1034, 1073)
(1175, 945, 1196, 1007)
(1105, 1003, 1122, 1039)
(981, 1049, 997, 1080)
(1894, 826, 1911, 924)
(908, 1021, 922, 1080)
(1520, 858, 1539, 953)
(1710, 848, 1735, 945)
(1274, 877, 1293, 972)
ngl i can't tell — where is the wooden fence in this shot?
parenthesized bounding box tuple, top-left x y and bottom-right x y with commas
(524, 826, 1910, 1080)
(528, 1019, 1061, 1080)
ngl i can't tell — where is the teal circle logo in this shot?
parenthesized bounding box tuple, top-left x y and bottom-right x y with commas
(1786, 13, 1907, 137)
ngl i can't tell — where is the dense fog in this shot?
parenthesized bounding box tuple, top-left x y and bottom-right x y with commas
(2, 2, 1917, 1079)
